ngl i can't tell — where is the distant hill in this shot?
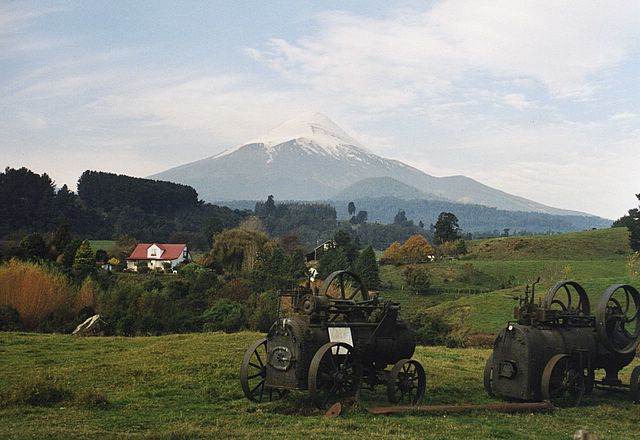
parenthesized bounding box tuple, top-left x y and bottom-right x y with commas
(466, 227, 631, 260)
(332, 197, 612, 234)
(332, 177, 442, 201)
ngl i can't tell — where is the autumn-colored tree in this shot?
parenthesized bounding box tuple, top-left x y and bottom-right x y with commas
(382, 241, 402, 264)
(399, 234, 434, 263)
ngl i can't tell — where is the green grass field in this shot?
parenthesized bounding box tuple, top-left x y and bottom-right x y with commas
(1, 228, 638, 438)
(1, 332, 639, 440)
(88, 240, 116, 252)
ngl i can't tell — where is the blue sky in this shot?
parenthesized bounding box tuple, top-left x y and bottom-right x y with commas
(1, 1, 639, 219)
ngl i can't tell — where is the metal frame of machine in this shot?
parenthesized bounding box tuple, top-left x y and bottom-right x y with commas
(484, 279, 640, 406)
(240, 270, 426, 408)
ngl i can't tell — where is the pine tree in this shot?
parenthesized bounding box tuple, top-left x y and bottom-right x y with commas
(355, 245, 380, 290)
(318, 247, 349, 278)
(348, 201, 356, 216)
(73, 240, 95, 274)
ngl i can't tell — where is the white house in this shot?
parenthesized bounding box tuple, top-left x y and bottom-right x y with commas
(126, 243, 190, 272)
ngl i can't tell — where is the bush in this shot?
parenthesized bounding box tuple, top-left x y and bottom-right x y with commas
(407, 311, 452, 345)
(0, 259, 75, 329)
(215, 278, 253, 303)
(247, 291, 279, 332)
(137, 266, 150, 274)
(0, 304, 22, 331)
(404, 265, 432, 294)
(201, 299, 245, 332)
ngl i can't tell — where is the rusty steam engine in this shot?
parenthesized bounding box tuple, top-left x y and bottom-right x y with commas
(485, 279, 640, 406)
(240, 270, 425, 408)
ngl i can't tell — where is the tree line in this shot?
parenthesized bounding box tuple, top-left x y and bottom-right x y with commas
(0, 168, 249, 250)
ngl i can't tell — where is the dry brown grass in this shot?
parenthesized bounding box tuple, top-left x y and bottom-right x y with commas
(0, 259, 78, 328)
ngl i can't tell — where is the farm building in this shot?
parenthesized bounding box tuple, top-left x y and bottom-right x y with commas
(126, 243, 190, 272)
(305, 239, 336, 262)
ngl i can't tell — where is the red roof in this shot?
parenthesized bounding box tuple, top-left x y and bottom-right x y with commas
(127, 243, 187, 261)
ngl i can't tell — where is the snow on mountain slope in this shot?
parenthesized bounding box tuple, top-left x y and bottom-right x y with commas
(150, 112, 595, 217)
(213, 112, 367, 163)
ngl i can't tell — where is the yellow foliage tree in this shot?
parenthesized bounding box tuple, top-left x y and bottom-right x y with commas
(382, 241, 402, 264)
(400, 234, 435, 263)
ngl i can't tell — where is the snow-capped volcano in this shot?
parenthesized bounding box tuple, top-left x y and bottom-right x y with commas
(213, 112, 368, 162)
(150, 112, 590, 216)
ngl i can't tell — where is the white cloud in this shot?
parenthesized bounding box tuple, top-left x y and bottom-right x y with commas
(610, 112, 637, 121)
(249, 1, 640, 108)
(502, 94, 530, 110)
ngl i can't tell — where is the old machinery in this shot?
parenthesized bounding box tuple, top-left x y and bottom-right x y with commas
(240, 270, 425, 408)
(484, 279, 640, 406)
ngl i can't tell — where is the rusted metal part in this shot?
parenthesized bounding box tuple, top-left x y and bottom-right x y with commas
(366, 401, 554, 415)
(324, 402, 342, 418)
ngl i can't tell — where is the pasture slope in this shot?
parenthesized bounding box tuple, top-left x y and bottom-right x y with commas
(1, 227, 639, 439)
(383, 227, 637, 342)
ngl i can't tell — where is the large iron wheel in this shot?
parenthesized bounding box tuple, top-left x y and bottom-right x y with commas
(543, 281, 590, 315)
(308, 342, 362, 408)
(483, 353, 494, 397)
(541, 354, 586, 407)
(320, 270, 369, 301)
(386, 359, 426, 405)
(240, 338, 288, 403)
(631, 365, 640, 404)
(596, 284, 640, 355)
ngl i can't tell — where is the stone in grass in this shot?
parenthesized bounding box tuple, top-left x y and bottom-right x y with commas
(72, 314, 108, 336)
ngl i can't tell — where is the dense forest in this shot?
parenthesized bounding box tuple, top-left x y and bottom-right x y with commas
(0, 168, 248, 248)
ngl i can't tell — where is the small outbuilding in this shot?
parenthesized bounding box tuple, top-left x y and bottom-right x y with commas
(305, 239, 336, 262)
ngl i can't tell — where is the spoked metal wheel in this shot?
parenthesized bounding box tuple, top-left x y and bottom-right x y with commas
(631, 365, 640, 404)
(483, 353, 494, 397)
(240, 338, 288, 403)
(541, 354, 586, 407)
(596, 284, 640, 355)
(387, 359, 426, 405)
(543, 281, 590, 315)
(320, 270, 369, 301)
(308, 342, 362, 409)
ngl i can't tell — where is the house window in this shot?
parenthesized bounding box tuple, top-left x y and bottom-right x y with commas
(183, 249, 187, 258)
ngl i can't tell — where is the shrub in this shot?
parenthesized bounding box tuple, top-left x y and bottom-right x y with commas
(407, 311, 452, 345)
(0, 259, 74, 329)
(201, 299, 245, 332)
(404, 265, 432, 294)
(137, 266, 150, 274)
(0, 304, 22, 331)
(247, 291, 279, 332)
(215, 278, 253, 303)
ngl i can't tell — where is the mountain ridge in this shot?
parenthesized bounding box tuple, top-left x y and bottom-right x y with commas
(150, 112, 597, 217)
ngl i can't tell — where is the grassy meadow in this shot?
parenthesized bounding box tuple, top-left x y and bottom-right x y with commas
(1, 332, 639, 440)
(1, 227, 639, 439)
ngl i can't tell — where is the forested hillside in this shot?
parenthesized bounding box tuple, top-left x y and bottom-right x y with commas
(333, 197, 611, 234)
(0, 168, 248, 248)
